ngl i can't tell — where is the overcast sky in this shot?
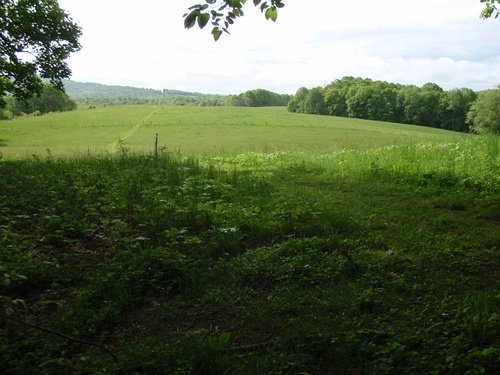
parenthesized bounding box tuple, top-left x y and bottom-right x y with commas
(57, 0, 500, 94)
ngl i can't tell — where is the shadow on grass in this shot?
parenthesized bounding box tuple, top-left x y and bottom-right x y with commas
(0, 139, 7, 147)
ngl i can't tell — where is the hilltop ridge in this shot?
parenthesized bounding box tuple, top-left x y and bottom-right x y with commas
(63, 80, 224, 106)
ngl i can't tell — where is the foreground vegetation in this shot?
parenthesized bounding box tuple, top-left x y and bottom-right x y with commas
(1, 133, 498, 374)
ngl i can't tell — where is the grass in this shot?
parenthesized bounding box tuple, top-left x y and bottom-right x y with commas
(0, 105, 155, 157)
(0, 106, 463, 158)
(0, 107, 499, 374)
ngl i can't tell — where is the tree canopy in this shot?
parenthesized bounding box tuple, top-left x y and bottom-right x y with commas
(186, 1, 499, 40)
(1, 83, 76, 118)
(0, 0, 81, 107)
(467, 87, 500, 134)
(225, 88, 290, 107)
(288, 77, 479, 133)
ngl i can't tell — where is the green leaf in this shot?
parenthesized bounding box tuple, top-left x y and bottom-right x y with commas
(212, 27, 222, 41)
(198, 13, 210, 29)
(184, 11, 198, 29)
(228, 0, 242, 7)
(253, 0, 262, 5)
(265, 7, 278, 22)
(218, 332, 232, 345)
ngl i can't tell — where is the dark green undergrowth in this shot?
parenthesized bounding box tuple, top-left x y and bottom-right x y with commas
(1, 145, 499, 374)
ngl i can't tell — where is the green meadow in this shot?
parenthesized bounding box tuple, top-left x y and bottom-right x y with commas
(0, 105, 462, 158)
(1, 106, 499, 374)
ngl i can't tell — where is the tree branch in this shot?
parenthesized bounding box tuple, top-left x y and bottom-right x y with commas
(7, 316, 122, 372)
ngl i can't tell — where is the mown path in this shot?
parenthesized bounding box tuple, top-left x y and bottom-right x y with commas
(106, 106, 158, 153)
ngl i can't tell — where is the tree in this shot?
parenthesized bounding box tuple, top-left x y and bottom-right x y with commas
(467, 87, 500, 134)
(287, 87, 308, 113)
(438, 88, 477, 132)
(0, 0, 81, 107)
(303, 87, 327, 115)
(4, 84, 76, 117)
(345, 81, 374, 119)
(324, 77, 359, 117)
(225, 89, 290, 107)
(186, 1, 499, 40)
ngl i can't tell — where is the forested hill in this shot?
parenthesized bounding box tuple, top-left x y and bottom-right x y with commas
(63, 81, 291, 108)
(63, 80, 225, 106)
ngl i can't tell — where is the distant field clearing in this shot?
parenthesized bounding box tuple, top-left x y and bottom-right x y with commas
(0, 105, 464, 158)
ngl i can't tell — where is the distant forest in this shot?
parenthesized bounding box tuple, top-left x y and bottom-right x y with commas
(63, 81, 226, 107)
(288, 77, 493, 133)
(225, 89, 291, 107)
(63, 81, 291, 108)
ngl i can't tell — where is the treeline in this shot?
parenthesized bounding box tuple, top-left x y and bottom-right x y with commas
(288, 77, 481, 133)
(226, 89, 291, 107)
(63, 80, 226, 107)
(70, 95, 226, 107)
(0, 85, 77, 119)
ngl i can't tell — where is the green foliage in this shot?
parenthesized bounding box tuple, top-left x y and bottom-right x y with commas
(439, 88, 477, 132)
(4, 84, 77, 118)
(184, 0, 285, 41)
(0, 0, 81, 106)
(185, 1, 499, 40)
(0, 268, 27, 320)
(290, 76, 479, 133)
(467, 87, 500, 134)
(225, 88, 290, 107)
(481, 0, 500, 18)
(302, 87, 328, 115)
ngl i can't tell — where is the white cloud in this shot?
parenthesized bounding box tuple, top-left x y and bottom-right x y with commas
(58, 0, 500, 93)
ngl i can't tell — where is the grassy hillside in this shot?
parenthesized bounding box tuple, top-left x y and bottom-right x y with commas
(0, 106, 498, 374)
(0, 106, 155, 157)
(0, 106, 463, 158)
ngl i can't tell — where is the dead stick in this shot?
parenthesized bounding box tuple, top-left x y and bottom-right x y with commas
(8, 316, 122, 370)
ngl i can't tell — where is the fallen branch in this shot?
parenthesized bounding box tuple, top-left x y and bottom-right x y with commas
(8, 316, 122, 372)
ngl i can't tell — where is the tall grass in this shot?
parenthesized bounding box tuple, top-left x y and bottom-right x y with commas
(198, 135, 499, 189)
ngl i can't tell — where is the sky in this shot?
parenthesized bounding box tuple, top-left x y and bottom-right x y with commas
(57, 0, 500, 94)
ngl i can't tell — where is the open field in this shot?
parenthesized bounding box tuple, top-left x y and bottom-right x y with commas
(0, 106, 155, 157)
(1, 107, 499, 374)
(0, 106, 464, 158)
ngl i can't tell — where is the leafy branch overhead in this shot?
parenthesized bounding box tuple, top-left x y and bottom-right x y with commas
(184, 0, 284, 41)
(185, 0, 499, 41)
(481, 0, 500, 18)
(0, 0, 81, 107)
